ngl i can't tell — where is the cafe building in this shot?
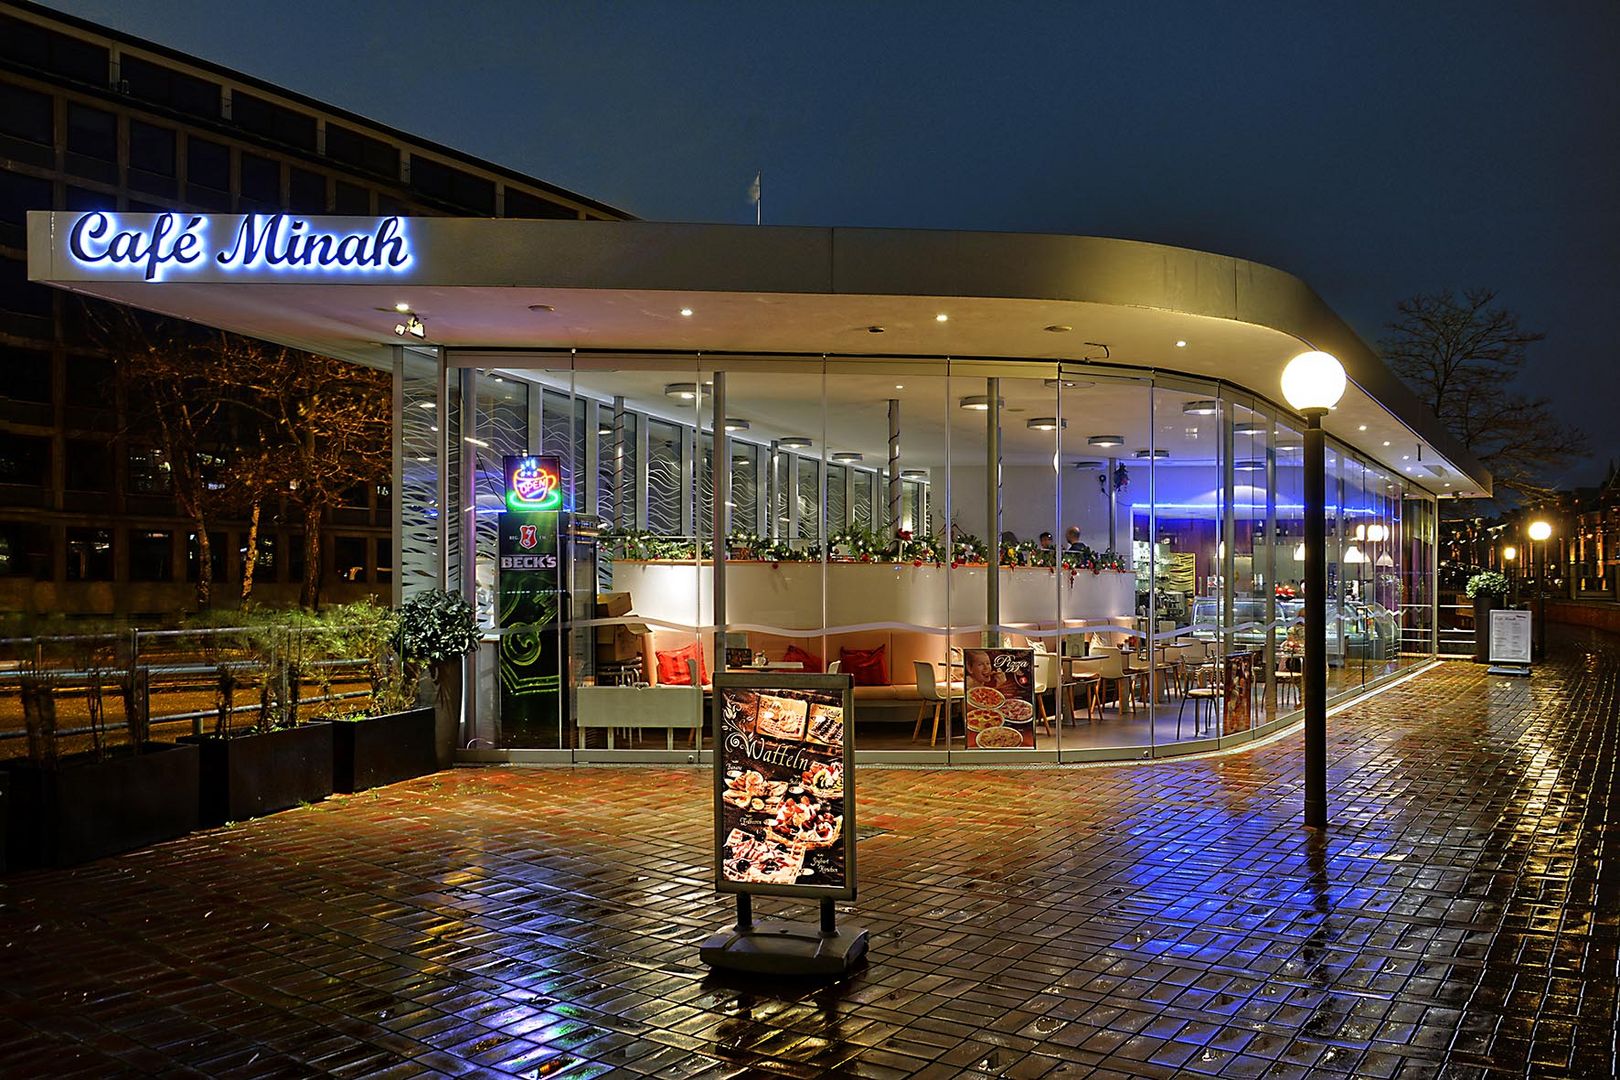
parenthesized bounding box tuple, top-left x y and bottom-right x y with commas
(28, 211, 1490, 763)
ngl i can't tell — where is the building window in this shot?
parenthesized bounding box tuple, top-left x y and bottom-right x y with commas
(505, 189, 578, 220)
(0, 433, 50, 487)
(0, 347, 52, 404)
(325, 124, 398, 179)
(120, 55, 220, 118)
(127, 445, 172, 493)
(186, 531, 226, 583)
(187, 136, 230, 195)
(65, 184, 115, 212)
(410, 156, 494, 214)
(66, 103, 116, 163)
(239, 152, 281, 209)
(0, 522, 51, 579)
(0, 168, 53, 229)
(646, 419, 682, 536)
(242, 533, 275, 581)
(231, 93, 316, 150)
(129, 529, 173, 581)
(334, 180, 370, 214)
(288, 167, 326, 213)
(0, 84, 54, 147)
(66, 527, 113, 581)
(0, 14, 108, 86)
(334, 535, 367, 582)
(127, 120, 177, 199)
(0, 257, 54, 318)
(64, 439, 112, 492)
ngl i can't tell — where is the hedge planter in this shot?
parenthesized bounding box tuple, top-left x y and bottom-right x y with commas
(182, 722, 333, 827)
(4, 742, 200, 869)
(331, 707, 437, 793)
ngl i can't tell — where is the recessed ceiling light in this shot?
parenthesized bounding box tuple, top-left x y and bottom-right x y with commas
(597, 425, 613, 437)
(723, 418, 750, 432)
(394, 301, 411, 313)
(1235, 459, 1265, 471)
(416, 401, 435, 410)
(894, 384, 904, 390)
(680, 307, 694, 317)
(1183, 399, 1219, 415)
(958, 395, 1003, 411)
(1402, 455, 1410, 460)
(1233, 422, 1264, 436)
(778, 436, 812, 450)
(830, 451, 863, 464)
(1088, 435, 1124, 447)
(1026, 417, 1066, 431)
(1073, 460, 1104, 469)
(935, 313, 949, 323)
(1135, 448, 1170, 459)
(527, 303, 554, 313)
(1174, 340, 1188, 348)
(901, 469, 929, 480)
(1382, 441, 1391, 447)
(1044, 324, 1072, 333)
(1358, 424, 1368, 431)
(1044, 378, 1093, 390)
(866, 325, 886, 334)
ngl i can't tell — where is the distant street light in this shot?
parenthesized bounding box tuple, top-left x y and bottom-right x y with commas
(1503, 545, 1518, 605)
(1528, 520, 1552, 660)
(1280, 350, 1346, 831)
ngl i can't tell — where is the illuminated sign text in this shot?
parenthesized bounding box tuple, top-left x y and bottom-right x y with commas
(65, 212, 413, 281)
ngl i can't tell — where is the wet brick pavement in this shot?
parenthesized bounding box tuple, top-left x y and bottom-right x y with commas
(2, 627, 1617, 1079)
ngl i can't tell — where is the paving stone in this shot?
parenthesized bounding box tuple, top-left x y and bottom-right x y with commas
(0, 626, 1617, 1077)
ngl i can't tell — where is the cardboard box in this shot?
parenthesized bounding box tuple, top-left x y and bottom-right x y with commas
(596, 592, 633, 619)
(596, 622, 650, 662)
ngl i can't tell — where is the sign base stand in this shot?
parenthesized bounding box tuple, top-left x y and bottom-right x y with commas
(1487, 664, 1532, 677)
(700, 896, 869, 976)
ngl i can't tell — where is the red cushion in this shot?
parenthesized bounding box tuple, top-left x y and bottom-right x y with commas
(783, 644, 822, 674)
(839, 644, 888, 686)
(655, 643, 707, 686)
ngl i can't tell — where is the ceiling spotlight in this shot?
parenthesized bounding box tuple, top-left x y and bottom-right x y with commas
(528, 303, 555, 313)
(663, 382, 712, 400)
(1043, 324, 1072, 333)
(901, 469, 929, 480)
(866, 325, 886, 334)
(723, 418, 750, 432)
(1135, 448, 1170, 459)
(1358, 424, 1368, 431)
(1088, 435, 1124, 447)
(1233, 422, 1266, 436)
(830, 451, 863, 464)
(393, 314, 426, 339)
(1026, 417, 1066, 431)
(1174, 340, 1188, 348)
(958, 395, 1003, 411)
(1044, 378, 1093, 390)
(415, 401, 435, 410)
(778, 436, 812, 450)
(680, 307, 694, 317)
(393, 301, 411, 313)
(935, 313, 949, 323)
(1182, 399, 1219, 415)
(1382, 441, 1391, 447)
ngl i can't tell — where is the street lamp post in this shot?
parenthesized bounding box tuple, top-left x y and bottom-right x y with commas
(1502, 544, 1518, 607)
(1527, 520, 1552, 661)
(1281, 350, 1346, 831)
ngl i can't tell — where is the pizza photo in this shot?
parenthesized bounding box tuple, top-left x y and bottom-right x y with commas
(965, 709, 1004, 731)
(976, 725, 1023, 748)
(965, 685, 1005, 709)
(997, 697, 1035, 723)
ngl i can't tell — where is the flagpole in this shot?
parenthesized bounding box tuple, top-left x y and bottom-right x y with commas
(756, 171, 762, 225)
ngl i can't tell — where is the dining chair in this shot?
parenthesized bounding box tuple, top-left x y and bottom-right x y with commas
(912, 660, 963, 747)
(1063, 654, 1106, 723)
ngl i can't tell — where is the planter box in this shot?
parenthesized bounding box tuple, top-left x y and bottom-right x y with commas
(4, 741, 200, 869)
(331, 707, 437, 793)
(181, 722, 333, 826)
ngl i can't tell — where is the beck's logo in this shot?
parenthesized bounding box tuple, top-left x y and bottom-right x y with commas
(519, 524, 538, 550)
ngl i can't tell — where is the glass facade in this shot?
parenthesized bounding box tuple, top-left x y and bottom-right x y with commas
(429, 351, 1439, 764)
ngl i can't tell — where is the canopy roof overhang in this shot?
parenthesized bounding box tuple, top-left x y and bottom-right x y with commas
(25, 213, 1489, 497)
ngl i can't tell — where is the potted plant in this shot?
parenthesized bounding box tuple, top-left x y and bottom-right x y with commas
(1466, 570, 1510, 661)
(320, 599, 439, 793)
(395, 589, 483, 767)
(4, 633, 200, 869)
(181, 618, 334, 827)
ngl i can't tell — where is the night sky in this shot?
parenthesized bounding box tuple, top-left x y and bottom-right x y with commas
(40, 1, 1620, 487)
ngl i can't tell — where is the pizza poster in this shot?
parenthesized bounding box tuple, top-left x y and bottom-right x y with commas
(963, 648, 1037, 749)
(714, 674, 855, 899)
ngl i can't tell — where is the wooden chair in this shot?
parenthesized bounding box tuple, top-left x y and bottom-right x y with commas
(1086, 648, 1138, 715)
(911, 660, 963, 747)
(1032, 651, 1059, 733)
(1274, 653, 1302, 709)
(1063, 655, 1106, 723)
(1177, 653, 1223, 738)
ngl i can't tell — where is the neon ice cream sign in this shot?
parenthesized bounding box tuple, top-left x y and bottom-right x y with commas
(66, 212, 412, 281)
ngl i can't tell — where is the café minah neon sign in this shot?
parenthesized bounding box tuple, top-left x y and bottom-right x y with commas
(66, 212, 412, 281)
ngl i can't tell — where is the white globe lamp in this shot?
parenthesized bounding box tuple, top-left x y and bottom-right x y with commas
(1280, 350, 1346, 414)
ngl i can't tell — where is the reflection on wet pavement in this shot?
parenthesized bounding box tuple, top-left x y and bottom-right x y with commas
(1, 627, 1615, 1078)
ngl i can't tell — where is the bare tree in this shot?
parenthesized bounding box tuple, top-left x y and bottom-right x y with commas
(1382, 288, 1586, 501)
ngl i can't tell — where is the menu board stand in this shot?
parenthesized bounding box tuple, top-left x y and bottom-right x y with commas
(699, 672, 869, 976)
(1486, 608, 1533, 677)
